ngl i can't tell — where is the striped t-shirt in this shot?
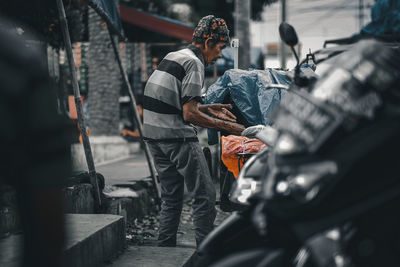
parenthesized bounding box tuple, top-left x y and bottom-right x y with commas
(143, 45, 205, 141)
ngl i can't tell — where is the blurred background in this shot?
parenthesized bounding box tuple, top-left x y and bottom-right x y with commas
(252, 0, 375, 68)
(0, 0, 377, 160)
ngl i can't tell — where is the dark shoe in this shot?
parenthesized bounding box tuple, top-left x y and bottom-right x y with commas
(158, 233, 177, 247)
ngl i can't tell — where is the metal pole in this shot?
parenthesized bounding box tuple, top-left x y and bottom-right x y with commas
(56, 0, 102, 209)
(235, 0, 251, 69)
(279, 0, 287, 69)
(107, 28, 161, 202)
(359, 0, 364, 30)
(232, 38, 239, 69)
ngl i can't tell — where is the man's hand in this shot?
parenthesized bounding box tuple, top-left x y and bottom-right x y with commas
(206, 104, 237, 122)
(184, 100, 244, 135)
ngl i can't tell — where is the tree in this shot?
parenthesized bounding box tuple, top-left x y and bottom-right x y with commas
(0, 0, 87, 48)
(87, 7, 121, 136)
(235, 0, 251, 69)
(188, 0, 278, 36)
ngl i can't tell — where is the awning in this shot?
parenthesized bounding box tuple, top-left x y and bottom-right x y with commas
(119, 5, 194, 42)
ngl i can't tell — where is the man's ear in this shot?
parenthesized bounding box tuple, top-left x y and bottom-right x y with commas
(204, 38, 211, 50)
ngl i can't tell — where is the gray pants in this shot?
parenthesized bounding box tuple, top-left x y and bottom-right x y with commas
(147, 141, 216, 247)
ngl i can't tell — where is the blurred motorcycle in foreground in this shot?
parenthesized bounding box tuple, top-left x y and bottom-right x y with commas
(198, 22, 400, 267)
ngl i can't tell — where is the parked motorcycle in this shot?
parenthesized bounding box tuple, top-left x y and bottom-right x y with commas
(208, 23, 400, 267)
(195, 23, 314, 267)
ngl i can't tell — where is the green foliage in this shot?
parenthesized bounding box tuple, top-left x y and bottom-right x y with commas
(0, 0, 87, 48)
(188, 0, 233, 32)
(252, 0, 279, 21)
(187, 0, 278, 35)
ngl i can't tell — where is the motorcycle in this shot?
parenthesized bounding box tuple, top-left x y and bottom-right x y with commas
(206, 23, 400, 267)
(195, 23, 315, 267)
(196, 22, 400, 267)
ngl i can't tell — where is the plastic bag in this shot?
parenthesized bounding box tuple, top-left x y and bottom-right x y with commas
(221, 135, 267, 178)
(241, 125, 266, 138)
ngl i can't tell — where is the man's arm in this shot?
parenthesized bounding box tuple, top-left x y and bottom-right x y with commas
(198, 103, 237, 122)
(183, 100, 245, 135)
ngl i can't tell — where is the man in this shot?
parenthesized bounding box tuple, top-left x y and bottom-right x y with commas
(143, 15, 245, 247)
(0, 18, 71, 266)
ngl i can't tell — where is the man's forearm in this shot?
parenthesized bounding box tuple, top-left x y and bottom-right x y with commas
(183, 100, 244, 135)
(212, 118, 244, 135)
(187, 109, 244, 135)
(198, 103, 237, 122)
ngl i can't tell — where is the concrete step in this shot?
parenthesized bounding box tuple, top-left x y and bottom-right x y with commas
(1, 180, 155, 236)
(0, 214, 125, 267)
(0, 184, 97, 236)
(64, 214, 125, 267)
(103, 182, 157, 224)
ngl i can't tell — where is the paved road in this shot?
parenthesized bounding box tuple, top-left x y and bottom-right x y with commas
(98, 152, 231, 267)
(107, 200, 231, 267)
(96, 153, 150, 185)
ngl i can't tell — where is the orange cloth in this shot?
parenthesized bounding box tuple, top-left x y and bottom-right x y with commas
(68, 95, 84, 120)
(221, 135, 267, 178)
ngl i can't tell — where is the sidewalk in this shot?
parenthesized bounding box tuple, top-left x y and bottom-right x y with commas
(96, 152, 150, 185)
(0, 150, 230, 267)
(107, 199, 230, 267)
(98, 152, 230, 267)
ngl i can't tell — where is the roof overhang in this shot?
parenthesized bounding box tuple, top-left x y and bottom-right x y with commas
(119, 5, 194, 42)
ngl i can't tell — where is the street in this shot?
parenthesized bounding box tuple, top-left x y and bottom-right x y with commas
(97, 153, 150, 185)
(96, 152, 230, 267)
(1, 0, 399, 266)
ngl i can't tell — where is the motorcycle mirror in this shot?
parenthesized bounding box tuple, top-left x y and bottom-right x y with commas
(279, 22, 306, 86)
(279, 22, 298, 47)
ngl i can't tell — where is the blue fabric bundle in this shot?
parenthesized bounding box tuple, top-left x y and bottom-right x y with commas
(204, 68, 290, 145)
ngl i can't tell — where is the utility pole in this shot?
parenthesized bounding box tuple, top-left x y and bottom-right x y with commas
(235, 0, 251, 69)
(358, 0, 364, 30)
(279, 0, 287, 69)
(56, 0, 102, 210)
